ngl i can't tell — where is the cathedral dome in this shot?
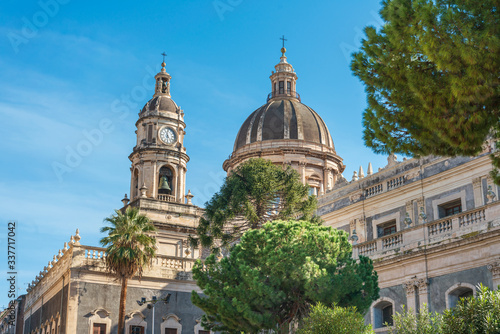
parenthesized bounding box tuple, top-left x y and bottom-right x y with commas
(233, 98, 335, 152)
(224, 45, 344, 194)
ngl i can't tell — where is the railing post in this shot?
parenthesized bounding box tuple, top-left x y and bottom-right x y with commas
(451, 217, 460, 234)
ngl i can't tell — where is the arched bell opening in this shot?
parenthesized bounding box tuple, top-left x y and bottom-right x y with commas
(158, 166, 175, 197)
(132, 169, 139, 200)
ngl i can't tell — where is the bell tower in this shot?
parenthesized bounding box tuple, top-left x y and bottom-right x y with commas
(123, 56, 202, 259)
(128, 60, 189, 203)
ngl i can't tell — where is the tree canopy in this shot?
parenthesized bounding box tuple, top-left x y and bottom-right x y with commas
(191, 220, 379, 334)
(351, 0, 499, 161)
(100, 207, 157, 334)
(298, 303, 374, 334)
(190, 158, 318, 253)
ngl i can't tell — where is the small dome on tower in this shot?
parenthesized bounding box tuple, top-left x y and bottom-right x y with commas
(140, 59, 179, 114)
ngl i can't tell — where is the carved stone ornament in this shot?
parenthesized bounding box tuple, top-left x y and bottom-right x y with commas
(403, 281, 416, 296)
(488, 261, 500, 280)
(350, 192, 363, 202)
(405, 170, 421, 180)
(415, 278, 429, 294)
(472, 177, 482, 189)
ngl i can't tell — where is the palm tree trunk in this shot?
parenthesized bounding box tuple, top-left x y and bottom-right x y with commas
(118, 276, 128, 334)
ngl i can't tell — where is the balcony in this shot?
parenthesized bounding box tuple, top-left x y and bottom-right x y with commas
(354, 201, 500, 260)
(157, 194, 175, 202)
(267, 90, 301, 102)
(78, 245, 197, 279)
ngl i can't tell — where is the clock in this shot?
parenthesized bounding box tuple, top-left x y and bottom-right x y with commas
(159, 127, 177, 145)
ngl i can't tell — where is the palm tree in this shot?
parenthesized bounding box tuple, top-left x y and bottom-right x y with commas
(100, 207, 157, 334)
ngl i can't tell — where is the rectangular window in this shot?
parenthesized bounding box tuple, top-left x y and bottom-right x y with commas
(287, 81, 291, 94)
(147, 124, 153, 143)
(377, 220, 397, 238)
(93, 324, 106, 334)
(279, 81, 284, 94)
(438, 199, 462, 218)
(274, 83, 277, 94)
(165, 329, 177, 334)
(130, 326, 144, 334)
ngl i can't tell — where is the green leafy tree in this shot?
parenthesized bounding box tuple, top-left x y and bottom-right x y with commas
(351, 0, 499, 179)
(192, 220, 379, 334)
(298, 302, 374, 334)
(100, 207, 157, 334)
(441, 284, 500, 334)
(190, 158, 318, 252)
(388, 304, 443, 334)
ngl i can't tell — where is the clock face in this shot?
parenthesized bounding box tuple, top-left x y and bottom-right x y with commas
(159, 127, 177, 145)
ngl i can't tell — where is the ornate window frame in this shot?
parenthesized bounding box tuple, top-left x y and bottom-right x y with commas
(161, 314, 182, 333)
(372, 212, 400, 239)
(87, 308, 112, 334)
(125, 311, 147, 334)
(194, 318, 212, 334)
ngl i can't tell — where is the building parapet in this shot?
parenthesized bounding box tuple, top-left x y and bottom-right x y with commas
(353, 201, 500, 261)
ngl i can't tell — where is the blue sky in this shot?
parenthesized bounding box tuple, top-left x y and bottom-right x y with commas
(0, 0, 393, 307)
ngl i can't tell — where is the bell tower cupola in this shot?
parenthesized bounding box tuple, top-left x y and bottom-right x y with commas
(128, 56, 190, 204)
(154, 54, 172, 97)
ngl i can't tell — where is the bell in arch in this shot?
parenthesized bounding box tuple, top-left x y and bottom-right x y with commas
(159, 176, 171, 191)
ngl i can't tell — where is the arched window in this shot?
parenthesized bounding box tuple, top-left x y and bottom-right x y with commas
(371, 297, 395, 329)
(158, 166, 174, 196)
(446, 283, 476, 309)
(132, 169, 139, 199)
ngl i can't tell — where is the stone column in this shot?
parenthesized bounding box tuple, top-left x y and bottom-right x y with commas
(299, 162, 306, 185)
(323, 167, 329, 193)
(488, 261, 500, 290)
(473, 177, 483, 207)
(403, 280, 417, 314)
(416, 278, 430, 310)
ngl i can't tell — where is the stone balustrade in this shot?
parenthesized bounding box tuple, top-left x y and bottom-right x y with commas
(353, 201, 500, 260)
(78, 245, 197, 274)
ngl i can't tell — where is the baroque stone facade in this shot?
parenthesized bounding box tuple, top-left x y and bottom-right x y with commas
(318, 152, 500, 332)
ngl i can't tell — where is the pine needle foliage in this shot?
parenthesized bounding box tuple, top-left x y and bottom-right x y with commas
(351, 0, 499, 180)
(192, 220, 379, 334)
(190, 158, 318, 253)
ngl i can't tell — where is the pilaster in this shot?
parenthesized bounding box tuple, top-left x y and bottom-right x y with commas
(416, 278, 429, 310)
(488, 260, 500, 290)
(403, 280, 417, 314)
(472, 177, 483, 207)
